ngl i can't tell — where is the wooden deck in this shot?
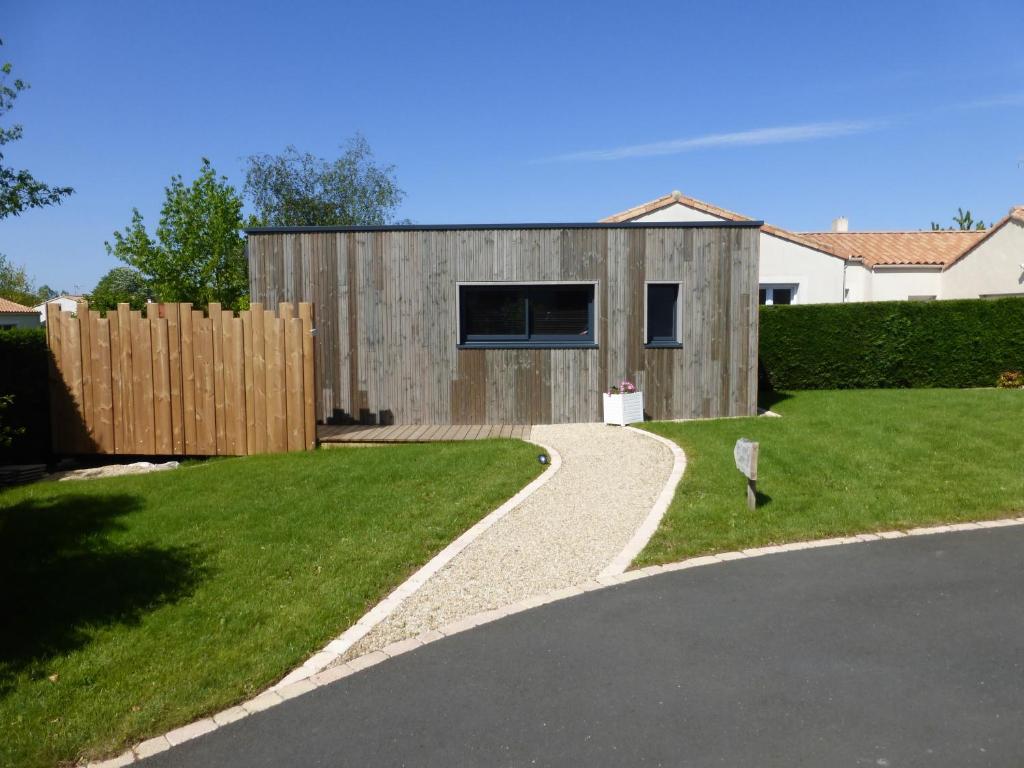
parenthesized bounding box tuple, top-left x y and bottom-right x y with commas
(318, 424, 531, 444)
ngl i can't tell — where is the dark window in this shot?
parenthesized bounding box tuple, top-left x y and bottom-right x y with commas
(459, 284, 595, 347)
(758, 288, 768, 305)
(773, 287, 792, 305)
(646, 283, 681, 347)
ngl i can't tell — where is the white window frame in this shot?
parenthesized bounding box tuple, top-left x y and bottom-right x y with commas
(759, 283, 799, 306)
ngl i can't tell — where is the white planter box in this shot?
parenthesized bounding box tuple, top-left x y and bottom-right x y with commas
(603, 391, 644, 426)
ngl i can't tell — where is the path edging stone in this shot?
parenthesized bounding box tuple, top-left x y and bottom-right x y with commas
(598, 426, 686, 578)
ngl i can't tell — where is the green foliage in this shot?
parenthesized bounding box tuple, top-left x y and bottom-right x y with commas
(0, 40, 73, 218)
(0, 394, 25, 447)
(0, 252, 39, 305)
(244, 134, 404, 227)
(106, 159, 248, 309)
(0, 327, 49, 461)
(996, 370, 1024, 389)
(87, 266, 151, 311)
(759, 298, 1024, 390)
(636, 389, 1024, 565)
(930, 206, 986, 231)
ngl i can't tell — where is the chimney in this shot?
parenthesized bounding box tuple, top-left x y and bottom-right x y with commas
(831, 216, 849, 233)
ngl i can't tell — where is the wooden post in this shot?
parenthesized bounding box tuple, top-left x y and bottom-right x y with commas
(734, 438, 759, 510)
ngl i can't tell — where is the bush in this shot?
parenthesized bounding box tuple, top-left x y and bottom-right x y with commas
(997, 371, 1024, 389)
(759, 297, 1024, 390)
(0, 327, 50, 462)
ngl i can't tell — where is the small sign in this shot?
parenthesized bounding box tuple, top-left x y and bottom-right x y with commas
(734, 438, 759, 510)
(734, 438, 758, 481)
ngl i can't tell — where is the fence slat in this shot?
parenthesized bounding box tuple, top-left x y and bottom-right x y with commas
(108, 308, 124, 453)
(77, 301, 93, 442)
(152, 314, 173, 454)
(166, 303, 184, 454)
(94, 317, 115, 452)
(299, 303, 316, 450)
(132, 310, 156, 454)
(194, 313, 217, 455)
(180, 303, 197, 454)
(265, 314, 287, 453)
(116, 304, 135, 452)
(241, 310, 257, 455)
(285, 316, 305, 452)
(251, 303, 267, 454)
(209, 302, 226, 454)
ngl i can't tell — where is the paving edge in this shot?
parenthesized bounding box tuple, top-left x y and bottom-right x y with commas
(84, 514, 1024, 766)
(598, 426, 687, 579)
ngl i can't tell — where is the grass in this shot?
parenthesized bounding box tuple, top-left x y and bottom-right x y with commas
(636, 389, 1024, 567)
(0, 439, 542, 768)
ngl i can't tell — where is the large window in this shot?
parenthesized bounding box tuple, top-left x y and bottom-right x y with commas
(458, 283, 596, 348)
(759, 284, 797, 305)
(645, 282, 682, 347)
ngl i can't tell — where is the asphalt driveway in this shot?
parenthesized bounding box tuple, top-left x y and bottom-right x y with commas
(144, 526, 1024, 767)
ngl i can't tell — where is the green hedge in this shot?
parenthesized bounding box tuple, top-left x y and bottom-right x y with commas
(759, 297, 1024, 390)
(0, 328, 51, 462)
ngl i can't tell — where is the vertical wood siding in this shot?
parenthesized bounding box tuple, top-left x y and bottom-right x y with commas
(248, 225, 759, 424)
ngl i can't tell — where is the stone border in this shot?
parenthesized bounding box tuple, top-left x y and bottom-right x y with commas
(85, 518, 1024, 763)
(598, 427, 687, 579)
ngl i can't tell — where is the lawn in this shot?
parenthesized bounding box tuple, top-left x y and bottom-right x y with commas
(0, 439, 542, 768)
(636, 389, 1024, 567)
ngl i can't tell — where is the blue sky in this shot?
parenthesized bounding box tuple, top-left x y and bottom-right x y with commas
(3, 0, 1024, 292)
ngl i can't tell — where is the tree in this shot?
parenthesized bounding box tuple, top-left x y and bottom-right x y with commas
(931, 207, 986, 231)
(0, 253, 39, 305)
(106, 159, 248, 309)
(87, 266, 150, 311)
(243, 134, 404, 227)
(0, 39, 73, 218)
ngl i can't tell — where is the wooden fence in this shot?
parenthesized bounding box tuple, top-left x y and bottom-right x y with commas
(47, 301, 316, 456)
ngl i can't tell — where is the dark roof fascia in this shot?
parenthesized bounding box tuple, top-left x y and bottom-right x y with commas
(244, 221, 765, 235)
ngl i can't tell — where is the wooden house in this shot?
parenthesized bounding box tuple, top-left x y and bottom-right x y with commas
(246, 222, 760, 425)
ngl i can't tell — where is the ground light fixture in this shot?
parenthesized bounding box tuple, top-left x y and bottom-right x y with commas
(538, 454, 549, 465)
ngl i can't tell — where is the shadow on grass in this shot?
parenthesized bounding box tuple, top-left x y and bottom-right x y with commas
(758, 390, 793, 411)
(0, 493, 206, 692)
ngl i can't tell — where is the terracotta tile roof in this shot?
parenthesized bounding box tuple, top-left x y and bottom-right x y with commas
(799, 230, 986, 267)
(601, 192, 845, 260)
(0, 297, 37, 314)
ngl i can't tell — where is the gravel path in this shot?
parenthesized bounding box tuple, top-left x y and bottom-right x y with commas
(341, 423, 672, 660)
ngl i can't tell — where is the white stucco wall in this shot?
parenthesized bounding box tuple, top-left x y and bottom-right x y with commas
(633, 202, 846, 303)
(843, 262, 872, 302)
(867, 268, 942, 301)
(632, 202, 725, 223)
(0, 312, 41, 329)
(940, 219, 1024, 299)
(34, 296, 80, 324)
(759, 234, 846, 304)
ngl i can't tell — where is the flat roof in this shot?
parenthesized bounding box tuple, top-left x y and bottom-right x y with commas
(244, 221, 764, 235)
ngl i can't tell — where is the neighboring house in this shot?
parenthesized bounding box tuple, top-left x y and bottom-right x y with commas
(0, 297, 42, 329)
(604, 192, 1024, 303)
(247, 222, 761, 425)
(34, 294, 85, 324)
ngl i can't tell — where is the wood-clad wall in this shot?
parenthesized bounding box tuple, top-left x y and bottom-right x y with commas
(47, 300, 316, 455)
(247, 225, 759, 425)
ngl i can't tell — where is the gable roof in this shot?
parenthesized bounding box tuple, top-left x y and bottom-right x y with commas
(800, 231, 985, 267)
(803, 206, 1024, 268)
(0, 297, 38, 314)
(601, 192, 845, 260)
